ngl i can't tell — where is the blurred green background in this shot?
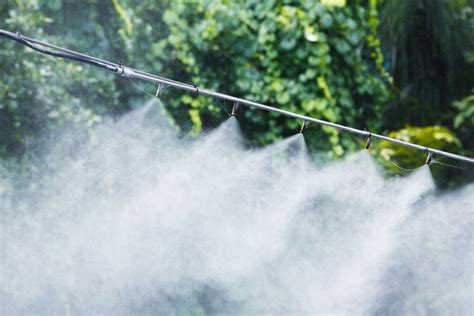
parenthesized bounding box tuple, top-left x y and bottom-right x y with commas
(0, 0, 473, 188)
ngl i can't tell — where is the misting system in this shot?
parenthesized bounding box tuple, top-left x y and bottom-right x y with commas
(1, 29, 473, 166)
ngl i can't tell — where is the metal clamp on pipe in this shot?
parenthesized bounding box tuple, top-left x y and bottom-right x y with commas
(117, 66, 133, 78)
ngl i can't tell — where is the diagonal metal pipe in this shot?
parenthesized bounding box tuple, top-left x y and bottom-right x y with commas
(1, 29, 473, 165)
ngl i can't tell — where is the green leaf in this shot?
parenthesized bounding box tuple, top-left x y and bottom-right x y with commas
(276, 91, 290, 104)
(280, 37, 297, 50)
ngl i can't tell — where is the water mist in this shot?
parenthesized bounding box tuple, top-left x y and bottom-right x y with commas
(0, 99, 472, 315)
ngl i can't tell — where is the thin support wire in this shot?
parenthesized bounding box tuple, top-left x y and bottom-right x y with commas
(295, 122, 318, 133)
(127, 77, 155, 98)
(386, 159, 425, 173)
(215, 97, 231, 117)
(430, 158, 474, 173)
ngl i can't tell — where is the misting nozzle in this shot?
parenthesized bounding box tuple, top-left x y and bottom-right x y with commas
(156, 83, 162, 98)
(300, 121, 307, 133)
(365, 133, 372, 150)
(231, 102, 239, 116)
(425, 151, 433, 165)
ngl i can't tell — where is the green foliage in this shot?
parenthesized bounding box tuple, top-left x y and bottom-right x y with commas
(451, 90, 474, 155)
(379, 0, 474, 128)
(375, 126, 460, 172)
(160, 0, 391, 158)
(371, 125, 470, 187)
(0, 0, 122, 157)
(452, 92, 474, 130)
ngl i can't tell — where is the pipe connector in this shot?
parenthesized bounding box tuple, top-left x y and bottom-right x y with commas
(117, 66, 133, 78)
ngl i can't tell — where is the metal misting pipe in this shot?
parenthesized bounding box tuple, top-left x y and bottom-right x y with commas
(1, 29, 473, 165)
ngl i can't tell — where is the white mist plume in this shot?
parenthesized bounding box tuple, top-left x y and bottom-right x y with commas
(1, 99, 472, 315)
